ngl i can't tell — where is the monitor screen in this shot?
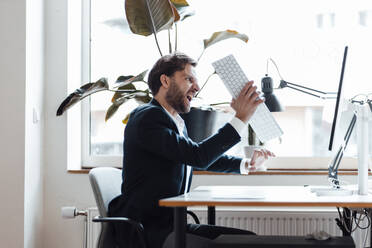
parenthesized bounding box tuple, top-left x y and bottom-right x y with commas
(328, 46, 348, 151)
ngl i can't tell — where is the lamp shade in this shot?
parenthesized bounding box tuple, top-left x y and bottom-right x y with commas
(261, 76, 284, 112)
(263, 93, 284, 112)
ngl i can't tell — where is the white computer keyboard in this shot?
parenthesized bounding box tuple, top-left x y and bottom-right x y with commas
(212, 54, 283, 143)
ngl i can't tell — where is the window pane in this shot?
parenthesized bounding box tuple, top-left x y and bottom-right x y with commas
(89, 0, 372, 158)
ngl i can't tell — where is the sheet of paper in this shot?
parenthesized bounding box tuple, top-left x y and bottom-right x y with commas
(211, 190, 266, 199)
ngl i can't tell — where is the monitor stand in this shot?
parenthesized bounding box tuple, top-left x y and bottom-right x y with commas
(311, 103, 370, 197)
(310, 186, 354, 196)
(309, 176, 354, 196)
(310, 113, 356, 197)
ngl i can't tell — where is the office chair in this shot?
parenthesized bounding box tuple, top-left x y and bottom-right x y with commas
(89, 167, 201, 248)
(89, 167, 147, 248)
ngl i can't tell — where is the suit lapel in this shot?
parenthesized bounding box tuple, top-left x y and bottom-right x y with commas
(150, 99, 178, 131)
(151, 98, 193, 193)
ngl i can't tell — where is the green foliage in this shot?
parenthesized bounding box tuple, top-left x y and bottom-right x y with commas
(56, 0, 249, 122)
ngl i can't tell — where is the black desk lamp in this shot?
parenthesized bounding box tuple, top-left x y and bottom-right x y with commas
(265, 47, 357, 196)
(261, 58, 337, 112)
(278, 80, 337, 99)
(261, 76, 284, 112)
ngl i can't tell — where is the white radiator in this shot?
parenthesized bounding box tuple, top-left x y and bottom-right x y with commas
(87, 208, 101, 248)
(86, 207, 369, 248)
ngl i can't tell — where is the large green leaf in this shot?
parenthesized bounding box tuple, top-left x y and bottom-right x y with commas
(111, 70, 148, 102)
(170, 0, 194, 21)
(170, 0, 188, 5)
(125, 0, 176, 36)
(105, 90, 152, 121)
(113, 70, 148, 88)
(105, 96, 128, 122)
(111, 83, 136, 103)
(122, 113, 131, 124)
(203, 30, 249, 49)
(134, 90, 152, 104)
(56, 78, 109, 116)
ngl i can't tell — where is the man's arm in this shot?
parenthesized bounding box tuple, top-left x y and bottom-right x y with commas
(137, 108, 242, 170)
(205, 151, 274, 174)
(137, 81, 266, 170)
(203, 154, 242, 173)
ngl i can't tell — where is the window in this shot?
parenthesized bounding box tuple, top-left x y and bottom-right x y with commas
(82, 0, 372, 168)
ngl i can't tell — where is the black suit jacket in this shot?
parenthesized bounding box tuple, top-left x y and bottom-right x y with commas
(109, 99, 243, 248)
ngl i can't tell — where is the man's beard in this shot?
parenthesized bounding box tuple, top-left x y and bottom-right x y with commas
(165, 79, 190, 113)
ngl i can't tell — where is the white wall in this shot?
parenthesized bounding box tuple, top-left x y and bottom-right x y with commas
(0, 0, 46, 246)
(0, 0, 26, 247)
(24, 0, 45, 247)
(43, 0, 96, 247)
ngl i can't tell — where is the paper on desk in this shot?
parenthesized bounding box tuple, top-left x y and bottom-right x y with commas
(211, 190, 266, 199)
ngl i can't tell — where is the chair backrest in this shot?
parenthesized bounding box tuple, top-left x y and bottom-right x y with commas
(89, 167, 122, 217)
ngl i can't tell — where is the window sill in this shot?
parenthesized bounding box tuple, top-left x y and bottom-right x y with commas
(68, 168, 370, 176)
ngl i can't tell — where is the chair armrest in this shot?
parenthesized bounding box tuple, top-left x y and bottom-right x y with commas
(93, 216, 144, 229)
(93, 216, 147, 248)
(187, 210, 200, 224)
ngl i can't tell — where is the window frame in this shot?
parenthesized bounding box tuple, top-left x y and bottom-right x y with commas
(78, 0, 364, 170)
(80, 0, 127, 168)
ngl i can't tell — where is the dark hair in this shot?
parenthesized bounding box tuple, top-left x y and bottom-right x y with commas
(148, 52, 197, 96)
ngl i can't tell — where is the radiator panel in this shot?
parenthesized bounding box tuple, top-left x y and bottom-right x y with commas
(86, 208, 369, 248)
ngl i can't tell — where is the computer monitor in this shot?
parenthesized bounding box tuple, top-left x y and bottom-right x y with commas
(328, 46, 348, 152)
(311, 46, 354, 196)
(318, 45, 371, 196)
(324, 46, 355, 191)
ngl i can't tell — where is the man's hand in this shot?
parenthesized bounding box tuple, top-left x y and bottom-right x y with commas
(251, 148, 275, 166)
(230, 81, 264, 124)
(245, 148, 275, 172)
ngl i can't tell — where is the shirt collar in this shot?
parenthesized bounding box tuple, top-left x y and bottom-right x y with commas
(161, 106, 185, 134)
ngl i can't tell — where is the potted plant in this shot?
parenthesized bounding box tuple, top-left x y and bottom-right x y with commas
(56, 0, 249, 141)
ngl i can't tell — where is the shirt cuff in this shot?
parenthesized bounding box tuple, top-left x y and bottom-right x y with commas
(240, 158, 250, 175)
(229, 117, 247, 137)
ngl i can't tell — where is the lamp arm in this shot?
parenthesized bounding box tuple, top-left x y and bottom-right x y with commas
(285, 85, 323, 99)
(328, 114, 357, 188)
(280, 80, 337, 99)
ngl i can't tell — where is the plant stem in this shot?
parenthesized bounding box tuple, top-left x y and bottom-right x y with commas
(107, 89, 148, 93)
(195, 71, 216, 97)
(168, 29, 172, 53)
(197, 48, 206, 62)
(153, 32, 163, 57)
(175, 23, 178, 51)
(143, 0, 163, 56)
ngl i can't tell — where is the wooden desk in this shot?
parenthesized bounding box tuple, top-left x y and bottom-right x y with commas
(159, 186, 372, 248)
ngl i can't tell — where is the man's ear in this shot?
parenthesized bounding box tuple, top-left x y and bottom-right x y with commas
(160, 74, 170, 89)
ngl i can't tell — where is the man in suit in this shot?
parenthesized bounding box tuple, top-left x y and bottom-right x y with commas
(109, 52, 274, 248)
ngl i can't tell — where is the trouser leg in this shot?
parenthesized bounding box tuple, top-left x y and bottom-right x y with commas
(186, 223, 256, 240)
